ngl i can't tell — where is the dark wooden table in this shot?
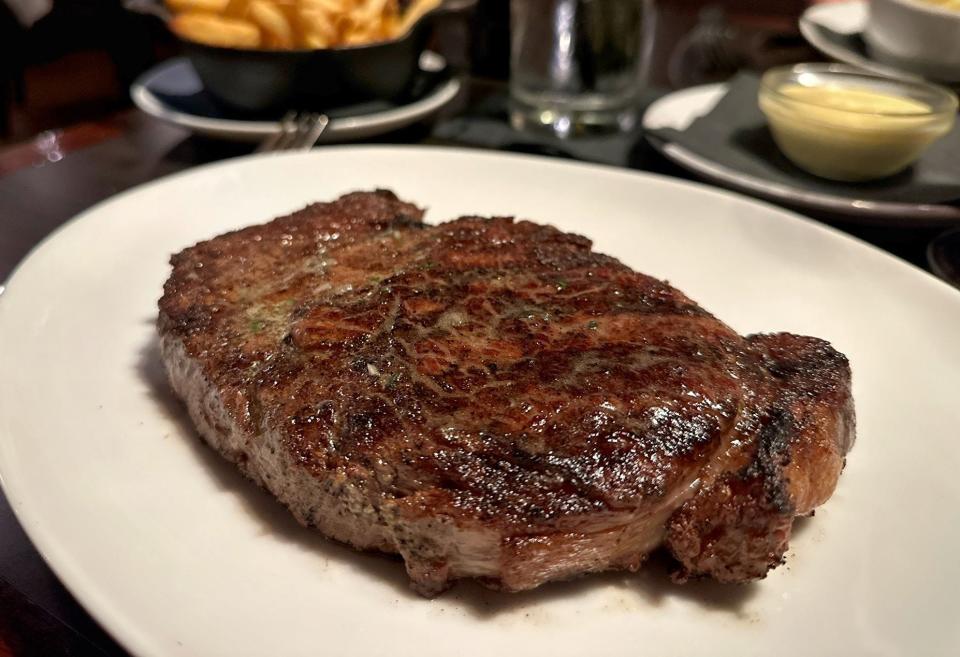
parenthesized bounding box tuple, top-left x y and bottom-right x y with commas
(0, 77, 949, 657)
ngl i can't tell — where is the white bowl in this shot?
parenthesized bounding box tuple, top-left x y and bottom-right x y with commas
(865, 0, 960, 82)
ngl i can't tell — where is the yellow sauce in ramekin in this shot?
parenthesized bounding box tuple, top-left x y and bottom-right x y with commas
(759, 83, 954, 182)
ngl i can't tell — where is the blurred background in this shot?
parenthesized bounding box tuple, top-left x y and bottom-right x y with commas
(0, 0, 826, 145)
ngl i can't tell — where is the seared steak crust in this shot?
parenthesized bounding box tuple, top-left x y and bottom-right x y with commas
(158, 190, 855, 595)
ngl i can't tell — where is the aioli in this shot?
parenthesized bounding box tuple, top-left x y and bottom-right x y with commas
(760, 83, 952, 182)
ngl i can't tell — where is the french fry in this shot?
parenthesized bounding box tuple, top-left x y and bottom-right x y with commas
(356, 0, 392, 37)
(301, 31, 331, 48)
(249, 0, 295, 48)
(223, 0, 251, 17)
(297, 0, 347, 46)
(300, 0, 349, 13)
(165, 0, 231, 13)
(170, 12, 262, 47)
(393, 0, 440, 37)
(360, 0, 389, 19)
(166, 0, 406, 50)
(269, 0, 300, 16)
(342, 24, 377, 45)
(378, 0, 401, 39)
(297, 7, 338, 42)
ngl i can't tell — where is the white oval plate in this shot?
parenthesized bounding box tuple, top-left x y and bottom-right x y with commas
(1, 147, 959, 657)
(131, 55, 461, 143)
(642, 82, 960, 227)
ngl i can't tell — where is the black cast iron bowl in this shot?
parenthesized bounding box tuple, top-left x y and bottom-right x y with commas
(128, 0, 474, 115)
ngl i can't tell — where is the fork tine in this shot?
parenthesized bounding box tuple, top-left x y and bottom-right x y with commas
(279, 113, 313, 151)
(255, 111, 298, 153)
(291, 113, 329, 151)
(305, 113, 329, 149)
(273, 112, 304, 151)
(289, 113, 314, 150)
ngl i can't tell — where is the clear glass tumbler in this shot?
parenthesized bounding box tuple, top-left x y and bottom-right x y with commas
(510, 0, 647, 137)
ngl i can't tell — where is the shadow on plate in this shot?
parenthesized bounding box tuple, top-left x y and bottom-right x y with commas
(137, 332, 761, 619)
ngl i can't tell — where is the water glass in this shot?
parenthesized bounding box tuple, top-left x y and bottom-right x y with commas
(510, 0, 647, 137)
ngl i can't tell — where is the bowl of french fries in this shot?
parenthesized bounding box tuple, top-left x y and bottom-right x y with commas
(136, 0, 471, 114)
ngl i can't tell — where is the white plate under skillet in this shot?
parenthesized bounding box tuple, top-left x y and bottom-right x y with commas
(131, 53, 461, 143)
(1, 146, 960, 657)
(643, 83, 960, 227)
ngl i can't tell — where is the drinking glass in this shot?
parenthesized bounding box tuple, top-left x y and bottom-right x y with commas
(510, 0, 647, 137)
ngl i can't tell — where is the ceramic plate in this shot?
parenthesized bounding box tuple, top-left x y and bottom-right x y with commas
(928, 226, 960, 288)
(642, 83, 960, 227)
(1, 147, 959, 657)
(131, 54, 461, 142)
(799, 0, 960, 85)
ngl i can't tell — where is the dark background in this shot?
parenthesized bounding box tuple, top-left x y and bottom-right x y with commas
(0, 0, 817, 144)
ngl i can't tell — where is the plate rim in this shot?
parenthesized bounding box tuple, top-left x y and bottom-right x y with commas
(130, 56, 462, 142)
(798, 0, 943, 83)
(641, 81, 960, 227)
(3, 145, 960, 657)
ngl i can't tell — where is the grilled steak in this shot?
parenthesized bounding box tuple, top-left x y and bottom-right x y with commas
(158, 190, 855, 595)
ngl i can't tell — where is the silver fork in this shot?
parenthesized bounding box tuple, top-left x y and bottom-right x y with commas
(255, 111, 330, 153)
